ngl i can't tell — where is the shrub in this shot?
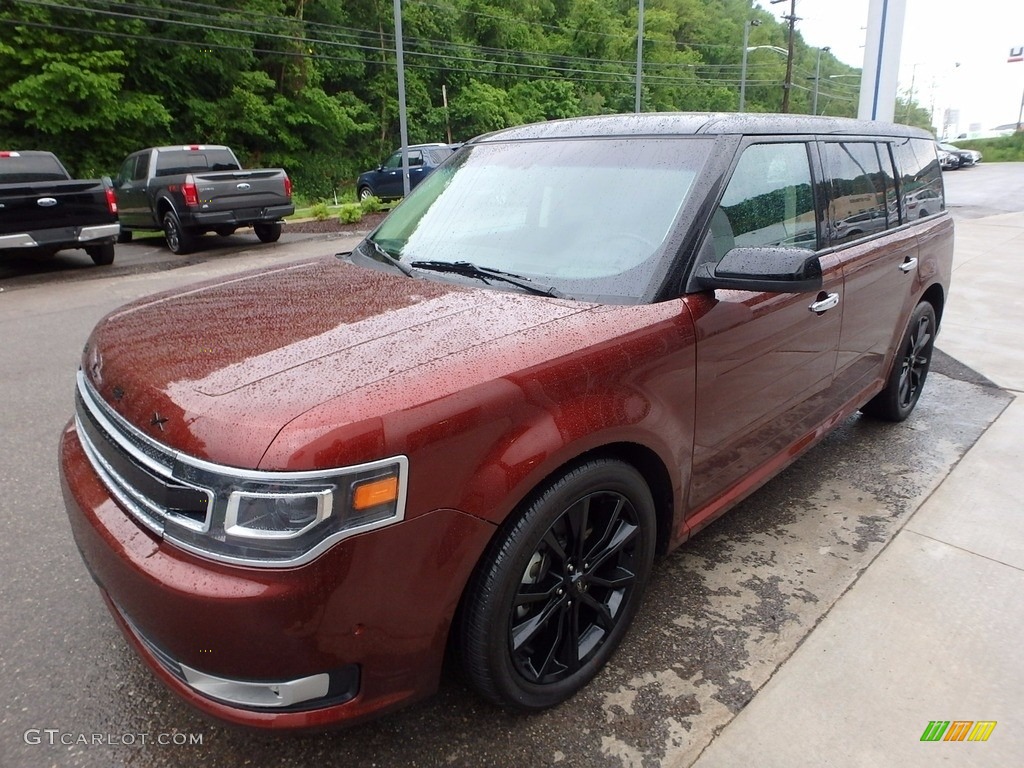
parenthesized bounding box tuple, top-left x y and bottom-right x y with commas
(360, 194, 383, 214)
(311, 202, 330, 221)
(338, 204, 363, 224)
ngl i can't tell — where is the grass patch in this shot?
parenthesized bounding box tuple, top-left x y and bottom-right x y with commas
(955, 131, 1024, 162)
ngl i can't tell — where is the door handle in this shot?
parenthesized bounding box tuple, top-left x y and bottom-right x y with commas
(900, 257, 918, 273)
(808, 292, 839, 313)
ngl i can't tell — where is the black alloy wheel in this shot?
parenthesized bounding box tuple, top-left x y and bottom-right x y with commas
(459, 459, 656, 710)
(861, 300, 936, 421)
(162, 211, 195, 255)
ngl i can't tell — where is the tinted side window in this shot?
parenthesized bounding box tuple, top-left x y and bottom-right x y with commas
(893, 138, 945, 220)
(710, 142, 817, 260)
(382, 152, 402, 170)
(824, 142, 890, 245)
(131, 154, 149, 181)
(879, 143, 899, 228)
(427, 147, 454, 164)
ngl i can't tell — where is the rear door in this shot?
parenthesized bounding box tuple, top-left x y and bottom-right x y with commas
(685, 139, 845, 516)
(821, 139, 921, 404)
(114, 152, 152, 227)
(377, 149, 423, 197)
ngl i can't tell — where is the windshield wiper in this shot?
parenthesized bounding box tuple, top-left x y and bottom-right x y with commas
(365, 237, 413, 277)
(409, 260, 563, 298)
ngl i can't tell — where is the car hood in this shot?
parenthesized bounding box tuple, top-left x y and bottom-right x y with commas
(83, 256, 597, 468)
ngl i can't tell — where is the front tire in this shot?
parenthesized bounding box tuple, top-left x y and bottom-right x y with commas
(861, 301, 937, 421)
(459, 458, 656, 710)
(254, 222, 282, 243)
(86, 243, 115, 266)
(358, 186, 373, 202)
(162, 211, 196, 254)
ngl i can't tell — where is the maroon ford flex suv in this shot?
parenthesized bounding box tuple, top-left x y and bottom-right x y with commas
(60, 113, 953, 730)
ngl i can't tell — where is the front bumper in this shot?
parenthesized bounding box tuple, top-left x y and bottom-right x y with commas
(59, 421, 495, 729)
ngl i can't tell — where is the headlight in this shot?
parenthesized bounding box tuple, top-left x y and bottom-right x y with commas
(74, 369, 408, 568)
(167, 457, 409, 566)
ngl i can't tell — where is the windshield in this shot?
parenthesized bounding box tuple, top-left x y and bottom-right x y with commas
(363, 137, 713, 303)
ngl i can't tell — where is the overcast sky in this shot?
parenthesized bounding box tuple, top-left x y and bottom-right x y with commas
(754, 0, 1024, 136)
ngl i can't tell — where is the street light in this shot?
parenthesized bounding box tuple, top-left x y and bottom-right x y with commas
(738, 19, 761, 111)
(740, 45, 788, 111)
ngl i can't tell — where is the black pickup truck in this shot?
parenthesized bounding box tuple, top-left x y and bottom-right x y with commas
(0, 150, 120, 265)
(114, 145, 294, 254)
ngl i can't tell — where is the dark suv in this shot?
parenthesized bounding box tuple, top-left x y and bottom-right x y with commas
(356, 143, 457, 200)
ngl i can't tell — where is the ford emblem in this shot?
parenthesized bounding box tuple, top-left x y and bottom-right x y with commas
(37, 197, 58, 207)
(236, 182, 251, 190)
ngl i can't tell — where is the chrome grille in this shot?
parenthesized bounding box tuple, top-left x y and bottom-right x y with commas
(74, 371, 213, 533)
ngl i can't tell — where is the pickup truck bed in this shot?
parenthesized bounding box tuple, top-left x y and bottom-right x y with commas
(0, 151, 120, 265)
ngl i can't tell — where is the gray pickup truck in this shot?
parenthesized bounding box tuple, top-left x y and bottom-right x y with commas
(0, 150, 120, 265)
(114, 145, 294, 254)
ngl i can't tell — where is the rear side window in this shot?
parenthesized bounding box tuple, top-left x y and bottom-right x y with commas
(824, 142, 892, 245)
(893, 138, 944, 220)
(130, 154, 148, 181)
(154, 149, 240, 177)
(709, 142, 817, 260)
(426, 147, 455, 165)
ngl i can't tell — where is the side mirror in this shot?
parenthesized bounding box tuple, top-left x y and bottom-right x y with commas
(694, 246, 823, 293)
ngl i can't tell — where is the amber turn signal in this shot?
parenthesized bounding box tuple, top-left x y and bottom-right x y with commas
(352, 476, 399, 510)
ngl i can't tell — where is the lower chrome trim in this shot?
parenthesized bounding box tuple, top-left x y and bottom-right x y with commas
(179, 665, 331, 708)
(77, 223, 121, 242)
(0, 233, 39, 248)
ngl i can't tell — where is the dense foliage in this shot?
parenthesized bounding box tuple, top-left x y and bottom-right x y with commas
(0, 0, 930, 200)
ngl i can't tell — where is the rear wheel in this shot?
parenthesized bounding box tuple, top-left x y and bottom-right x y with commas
(254, 222, 282, 243)
(459, 458, 656, 710)
(162, 211, 196, 255)
(861, 301, 937, 421)
(86, 243, 115, 266)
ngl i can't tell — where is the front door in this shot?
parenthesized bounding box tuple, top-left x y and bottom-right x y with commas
(684, 140, 844, 521)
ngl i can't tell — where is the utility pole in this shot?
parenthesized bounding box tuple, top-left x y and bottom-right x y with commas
(393, 0, 410, 197)
(812, 46, 830, 115)
(771, 0, 798, 113)
(739, 19, 761, 111)
(635, 0, 645, 113)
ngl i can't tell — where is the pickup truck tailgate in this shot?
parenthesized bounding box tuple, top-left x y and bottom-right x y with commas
(192, 171, 290, 211)
(0, 180, 116, 238)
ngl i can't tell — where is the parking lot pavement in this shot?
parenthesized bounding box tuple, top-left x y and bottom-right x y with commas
(687, 211, 1024, 768)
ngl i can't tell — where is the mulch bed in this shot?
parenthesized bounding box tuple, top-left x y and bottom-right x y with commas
(283, 211, 388, 235)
